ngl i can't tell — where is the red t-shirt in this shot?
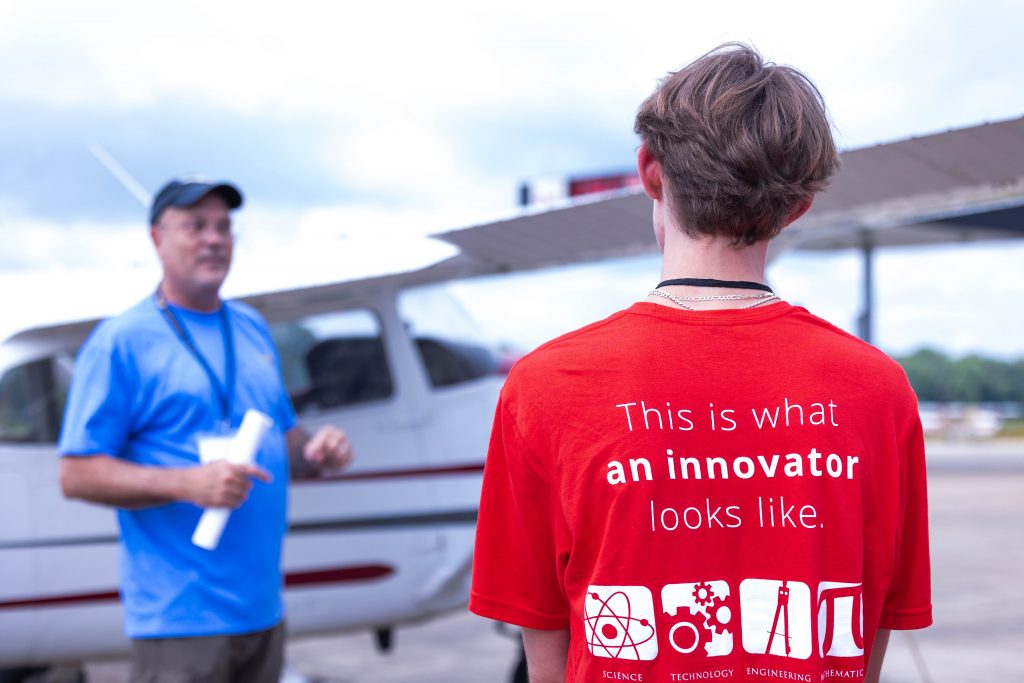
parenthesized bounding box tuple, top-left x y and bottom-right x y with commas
(470, 302, 931, 683)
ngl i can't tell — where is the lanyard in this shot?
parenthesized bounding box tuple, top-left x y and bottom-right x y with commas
(154, 288, 236, 426)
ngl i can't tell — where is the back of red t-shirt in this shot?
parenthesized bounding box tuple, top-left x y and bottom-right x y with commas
(471, 302, 931, 683)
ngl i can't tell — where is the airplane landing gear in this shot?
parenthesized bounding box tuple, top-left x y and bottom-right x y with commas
(374, 627, 394, 653)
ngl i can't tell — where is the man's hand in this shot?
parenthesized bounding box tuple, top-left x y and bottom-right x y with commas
(302, 425, 354, 470)
(182, 460, 272, 508)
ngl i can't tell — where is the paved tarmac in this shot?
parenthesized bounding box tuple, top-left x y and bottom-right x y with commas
(80, 439, 1024, 683)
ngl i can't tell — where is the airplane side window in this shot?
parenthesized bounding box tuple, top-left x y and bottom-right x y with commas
(0, 354, 70, 444)
(270, 309, 393, 414)
(398, 285, 500, 389)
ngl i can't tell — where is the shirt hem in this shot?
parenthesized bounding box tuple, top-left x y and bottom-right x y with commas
(126, 612, 283, 639)
(879, 605, 933, 630)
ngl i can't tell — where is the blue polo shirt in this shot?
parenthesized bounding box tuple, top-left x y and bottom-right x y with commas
(59, 296, 296, 638)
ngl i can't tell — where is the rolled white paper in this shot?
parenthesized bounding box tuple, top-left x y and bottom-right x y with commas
(192, 409, 274, 550)
(192, 507, 231, 551)
(197, 435, 231, 464)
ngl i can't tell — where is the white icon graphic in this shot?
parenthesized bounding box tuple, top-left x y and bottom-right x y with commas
(739, 579, 812, 659)
(817, 582, 865, 658)
(661, 581, 734, 657)
(584, 585, 658, 661)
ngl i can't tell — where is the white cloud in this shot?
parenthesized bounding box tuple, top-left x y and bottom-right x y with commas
(322, 117, 468, 208)
(0, 218, 153, 270)
(9, 0, 1018, 136)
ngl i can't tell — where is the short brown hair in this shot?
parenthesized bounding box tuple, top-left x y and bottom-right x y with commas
(634, 43, 839, 244)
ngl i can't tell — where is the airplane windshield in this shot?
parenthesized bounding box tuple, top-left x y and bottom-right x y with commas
(398, 284, 503, 388)
(398, 284, 489, 345)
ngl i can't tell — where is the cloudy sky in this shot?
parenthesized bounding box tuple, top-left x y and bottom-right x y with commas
(2, 0, 1023, 356)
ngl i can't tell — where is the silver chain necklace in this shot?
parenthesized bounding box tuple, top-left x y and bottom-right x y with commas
(648, 288, 780, 310)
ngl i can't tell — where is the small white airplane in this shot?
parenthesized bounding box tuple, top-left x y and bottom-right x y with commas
(0, 255, 512, 680)
(1, 116, 1022, 682)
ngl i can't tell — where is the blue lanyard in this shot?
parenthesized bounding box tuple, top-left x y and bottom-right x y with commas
(154, 288, 236, 426)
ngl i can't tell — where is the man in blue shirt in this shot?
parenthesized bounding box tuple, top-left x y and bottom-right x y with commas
(59, 177, 353, 683)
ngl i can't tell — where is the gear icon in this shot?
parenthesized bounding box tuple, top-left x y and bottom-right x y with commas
(704, 594, 734, 635)
(691, 581, 715, 606)
(703, 628, 734, 657)
(668, 606, 710, 654)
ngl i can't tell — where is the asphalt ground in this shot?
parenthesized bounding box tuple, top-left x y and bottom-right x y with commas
(77, 439, 1024, 683)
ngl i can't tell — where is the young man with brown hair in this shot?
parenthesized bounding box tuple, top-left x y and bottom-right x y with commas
(470, 44, 931, 683)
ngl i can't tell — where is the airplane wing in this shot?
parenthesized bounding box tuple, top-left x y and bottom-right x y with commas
(434, 115, 1024, 266)
(777, 115, 1024, 252)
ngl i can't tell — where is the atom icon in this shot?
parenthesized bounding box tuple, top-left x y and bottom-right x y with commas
(585, 589, 658, 660)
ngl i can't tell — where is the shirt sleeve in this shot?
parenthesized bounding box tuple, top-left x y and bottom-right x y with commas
(879, 405, 933, 629)
(58, 330, 134, 458)
(469, 391, 570, 630)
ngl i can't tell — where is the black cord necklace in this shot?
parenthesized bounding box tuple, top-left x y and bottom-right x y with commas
(657, 277, 773, 293)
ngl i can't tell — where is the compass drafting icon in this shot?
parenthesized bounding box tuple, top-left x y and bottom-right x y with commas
(739, 578, 812, 660)
(765, 581, 791, 656)
(584, 585, 659, 661)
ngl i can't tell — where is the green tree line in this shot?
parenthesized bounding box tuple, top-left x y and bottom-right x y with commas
(894, 349, 1024, 403)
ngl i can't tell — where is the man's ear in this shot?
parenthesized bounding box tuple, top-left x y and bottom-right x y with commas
(782, 197, 814, 229)
(150, 225, 162, 249)
(637, 144, 664, 201)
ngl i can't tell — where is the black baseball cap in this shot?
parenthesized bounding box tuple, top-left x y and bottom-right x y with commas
(150, 177, 244, 224)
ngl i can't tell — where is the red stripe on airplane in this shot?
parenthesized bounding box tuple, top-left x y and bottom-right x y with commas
(0, 564, 395, 610)
(285, 565, 393, 586)
(0, 589, 121, 610)
(298, 462, 485, 484)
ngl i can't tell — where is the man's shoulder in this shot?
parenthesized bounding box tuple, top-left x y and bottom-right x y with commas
(783, 307, 917, 405)
(788, 306, 908, 371)
(85, 297, 162, 346)
(225, 299, 270, 329)
(511, 308, 633, 374)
